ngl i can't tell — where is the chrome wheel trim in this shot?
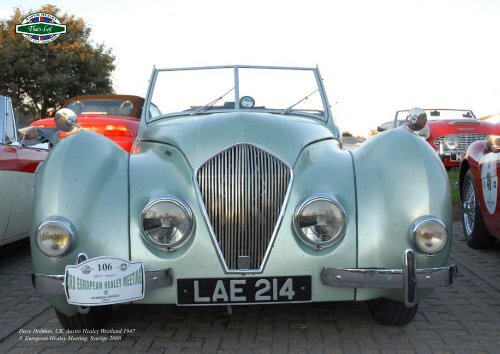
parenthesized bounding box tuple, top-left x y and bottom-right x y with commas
(463, 179, 476, 236)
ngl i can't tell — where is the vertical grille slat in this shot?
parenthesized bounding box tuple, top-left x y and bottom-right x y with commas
(197, 144, 291, 271)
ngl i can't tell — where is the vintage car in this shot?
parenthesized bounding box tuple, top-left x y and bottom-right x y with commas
(458, 127, 500, 249)
(0, 95, 54, 246)
(31, 66, 456, 329)
(31, 94, 146, 152)
(394, 109, 497, 169)
(376, 119, 406, 132)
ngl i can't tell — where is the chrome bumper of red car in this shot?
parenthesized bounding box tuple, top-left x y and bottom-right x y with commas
(31, 269, 172, 296)
(320, 249, 457, 307)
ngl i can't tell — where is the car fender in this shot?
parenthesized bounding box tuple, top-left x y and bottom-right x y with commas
(352, 128, 452, 301)
(31, 131, 129, 315)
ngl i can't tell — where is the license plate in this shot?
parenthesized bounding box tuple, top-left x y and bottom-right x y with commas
(64, 257, 145, 306)
(177, 276, 311, 305)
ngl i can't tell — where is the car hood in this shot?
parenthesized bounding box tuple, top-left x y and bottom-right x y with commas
(139, 112, 335, 167)
(32, 114, 139, 127)
(427, 119, 494, 132)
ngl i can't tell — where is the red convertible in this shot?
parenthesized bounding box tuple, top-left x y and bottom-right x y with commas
(395, 109, 497, 168)
(0, 95, 51, 246)
(31, 94, 145, 152)
(459, 126, 500, 248)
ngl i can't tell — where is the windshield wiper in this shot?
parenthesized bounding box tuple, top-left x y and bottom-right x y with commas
(282, 89, 319, 115)
(191, 87, 234, 115)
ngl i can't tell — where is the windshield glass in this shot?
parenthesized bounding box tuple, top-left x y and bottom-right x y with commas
(395, 109, 476, 121)
(66, 100, 135, 116)
(148, 66, 326, 122)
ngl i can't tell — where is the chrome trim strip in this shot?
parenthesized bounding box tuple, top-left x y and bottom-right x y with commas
(32, 269, 173, 296)
(193, 143, 294, 274)
(321, 250, 457, 294)
(321, 264, 457, 289)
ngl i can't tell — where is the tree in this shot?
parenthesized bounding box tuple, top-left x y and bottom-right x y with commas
(342, 131, 353, 137)
(0, 4, 115, 118)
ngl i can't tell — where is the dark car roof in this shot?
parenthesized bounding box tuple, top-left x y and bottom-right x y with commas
(63, 94, 145, 119)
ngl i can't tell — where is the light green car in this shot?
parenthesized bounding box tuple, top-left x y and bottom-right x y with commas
(31, 65, 457, 329)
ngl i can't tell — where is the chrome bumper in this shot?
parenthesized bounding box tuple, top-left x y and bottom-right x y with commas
(31, 269, 173, 296)
(321, 250, 457, 307)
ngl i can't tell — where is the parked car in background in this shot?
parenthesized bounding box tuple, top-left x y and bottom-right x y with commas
(0, 95, 55, 246)
(376, 119, 406, 132)
(31, 94, 146, 152)
(479, 113, 500, 124)
(394, 109, 496, 169)
(459, 127, 500, 249)
(31, 66, 456, 329)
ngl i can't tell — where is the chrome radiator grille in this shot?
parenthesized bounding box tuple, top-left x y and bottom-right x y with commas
(196, 144, 291, 271)
(433, 134, 487, 152)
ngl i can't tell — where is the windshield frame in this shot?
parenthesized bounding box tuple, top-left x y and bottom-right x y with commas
(144, 65, 331, 124)
(394, 108, 477, 122)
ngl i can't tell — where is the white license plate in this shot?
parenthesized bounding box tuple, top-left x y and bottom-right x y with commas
(64, 257, 145, 306)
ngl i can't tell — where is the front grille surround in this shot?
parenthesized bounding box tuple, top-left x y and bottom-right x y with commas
(194, 143, 292, 273)
(433, 133, 487, 152)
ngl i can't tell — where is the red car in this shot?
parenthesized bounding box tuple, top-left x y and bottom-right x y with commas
(31, 94, 145, 152)
(395, 109, 497, 168)
(458, 127, 500, 249)
(1, 95, 51, 246)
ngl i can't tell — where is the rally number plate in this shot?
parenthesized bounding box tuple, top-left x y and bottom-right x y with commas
(177, 276, 311, 305)
(64, 257, 145, 306)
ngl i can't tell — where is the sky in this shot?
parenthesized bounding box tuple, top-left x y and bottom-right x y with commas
(1, 0, 499, 136)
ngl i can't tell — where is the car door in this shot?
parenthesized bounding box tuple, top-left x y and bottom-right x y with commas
(479, 137, 500, 236)
(0, 96, 19, 244)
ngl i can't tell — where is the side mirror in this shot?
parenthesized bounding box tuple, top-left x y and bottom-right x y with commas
(17, 126, 39, 141)
(406, 108, 427, 132)
(485, 135, 500, 152)
(54, 108, 78, 132)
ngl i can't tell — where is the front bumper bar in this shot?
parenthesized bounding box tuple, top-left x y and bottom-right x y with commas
(321, 249, 457, 307)
(32, 268, 173, 296)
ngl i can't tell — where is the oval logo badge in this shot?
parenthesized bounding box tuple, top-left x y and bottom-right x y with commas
(16, 12, 66, 44)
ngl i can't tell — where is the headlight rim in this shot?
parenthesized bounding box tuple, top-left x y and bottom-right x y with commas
(35, 216, 75, 258)
(411, 216, 448, 256)
(294, 194, 347, 250)
(443, 134, 459, 150)
(140, 195, 194, 251)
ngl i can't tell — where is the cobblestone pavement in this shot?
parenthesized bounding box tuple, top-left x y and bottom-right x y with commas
(0, 222, 499, 353)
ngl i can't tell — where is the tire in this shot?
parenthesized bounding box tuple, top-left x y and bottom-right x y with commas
(367, 299, 418, 325)
(55, 305, 112, 330)
(461, 169, 495, 249)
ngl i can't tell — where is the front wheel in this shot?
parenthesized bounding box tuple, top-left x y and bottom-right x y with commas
(55, 305, 112, 330)
(461, 169, 494, 249)
(367, 299, 418, 325)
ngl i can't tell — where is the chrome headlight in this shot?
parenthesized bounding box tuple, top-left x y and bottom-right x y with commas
(411, 217, 448, 255)
(141, 196, 194, 250)
(444, 135, 459, 150)
(294, 195, 347, 249)
(415, 125, 430, 139)
(36, 217, 75, 257)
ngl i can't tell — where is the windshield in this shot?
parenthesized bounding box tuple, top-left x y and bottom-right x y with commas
(147, 66, 327, 122)
(66, 99, 135, 116)
(395, 109, 476, 121)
